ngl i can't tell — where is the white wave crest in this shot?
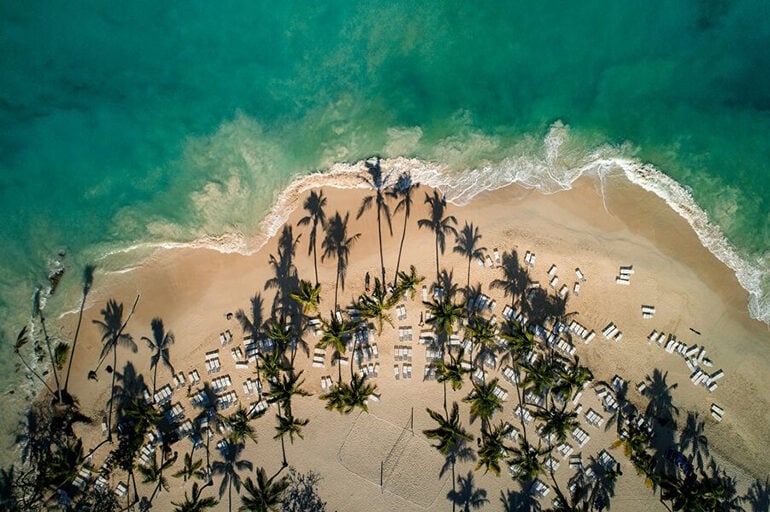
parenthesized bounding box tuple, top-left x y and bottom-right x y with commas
(81, 121, 770, 325)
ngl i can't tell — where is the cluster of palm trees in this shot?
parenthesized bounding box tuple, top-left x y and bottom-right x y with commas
(3, 159, 765, 512)
(418, 252, 597, 510)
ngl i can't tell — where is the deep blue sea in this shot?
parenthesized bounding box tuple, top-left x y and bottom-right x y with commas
(1, 1, 769, 444)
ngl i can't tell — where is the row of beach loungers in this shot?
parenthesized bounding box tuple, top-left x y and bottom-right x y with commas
(242, 377, 261, 395)
(396, 304, 407, 321)
(467, 293, 497, 313)
(219, 329, 234, 345)
(205, 350, 222, 373)
(393, 345, 413, 361)
(211, 375, 232, 393)
(647, 330, 722, 393)
(398, 326, 413, 342)
(616, 265, 634, 285)
(568, 320, 596, 344)
(394, 363, 413, 379)
(602, 322, 623, 342)
(360, 362, 380, 378)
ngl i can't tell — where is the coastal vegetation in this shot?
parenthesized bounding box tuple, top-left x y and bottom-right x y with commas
(2, 172, 766, 512)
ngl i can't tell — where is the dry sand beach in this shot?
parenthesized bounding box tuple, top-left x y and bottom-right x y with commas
(47, 167, 770, 511)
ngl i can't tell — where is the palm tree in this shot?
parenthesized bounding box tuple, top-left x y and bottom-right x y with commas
(532, 403, 579, 445)
(213, 439, 253, 512)
(424, 402, 473, 512)
(357, 156, 393, 285)
(355, 278, 396, 334)
(463, 379, 503, 429)
(424, 297, 465, 342)
(290, 280, 321, 316)
(660, 473, 702, 512)
(465, 313, 497, 377)
(321, 374, 378, 414)
(700, 461, 743, 511)
(345, 373, 378, 413)
(64, 264, 95, 394)
(453, 222, 486, 289)
(507, 438, 548, 487)
(273, 411, 310, 467)
(297, 190, 328, 286)
(476, 420, 513, 476)
(13, 326, 56, 397)
(388, 171, 417, 287)
(92, 296, 139, 439)
(321, 211, 361, 308)
(317, 313, 355, 383)
(223, 406, 259, 446)
(395, 264, 424, 301)
(418, 190, 457, 279)
(522, 356, 558, 399)
(138, 450, 178, 504)
(553, 355, 593, 402)
(172, 482, 218, 512)
(239, 467, 289, 512)
(264, 370, 311, 417)
(434, 348, 472, 414)
(31, 288, 63, 404)
(141, 317, 175, 398)
(174, 452, 205, 482)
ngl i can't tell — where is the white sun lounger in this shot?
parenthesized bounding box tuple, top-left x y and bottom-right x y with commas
(493, 248, 501, 265)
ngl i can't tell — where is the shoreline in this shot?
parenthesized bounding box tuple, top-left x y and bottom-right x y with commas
(18, 169, 769, 510)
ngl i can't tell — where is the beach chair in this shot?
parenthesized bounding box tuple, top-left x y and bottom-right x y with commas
(556, 442, 573, 459)
(115, 482, 128, 498)
(533, 479, 549, 498)
(575, 268, 585, 282)
(393, 364, 400, 380)
(493, 248, 500, 265)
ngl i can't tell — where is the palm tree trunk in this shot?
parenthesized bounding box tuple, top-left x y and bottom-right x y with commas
(377, 200, 386, 285)
(16, 351, 56, 396)
(152, 360, 159, 399)
(442, 380, 448, 418)
(312, 225, 319, 286)
(334, 264, 340, 310)
(228, 479, 233, 512)
(451, 457, 457, 512)
(64, 292, 88, 392)
(337, 353, 342, 385)
(39, 315, 63, 403)
(277, 402, 288, 467)
(512, 362, 528, 439)
(107, 347, 117, 441)
(466, 257, 472, 289)
(393, 212, 408, 288)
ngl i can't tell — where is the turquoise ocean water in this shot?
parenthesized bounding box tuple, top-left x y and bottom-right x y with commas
(1, 1, 769, 450)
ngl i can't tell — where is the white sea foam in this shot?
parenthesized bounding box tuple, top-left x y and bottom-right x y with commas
(81, 121, 770, 325)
